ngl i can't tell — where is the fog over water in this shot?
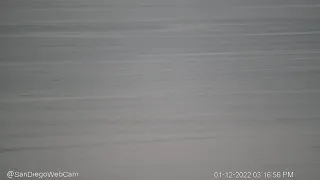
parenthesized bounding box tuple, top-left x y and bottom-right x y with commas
(1, 0, 320, 179)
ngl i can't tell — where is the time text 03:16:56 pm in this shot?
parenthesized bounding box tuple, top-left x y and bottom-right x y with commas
(213, 171, 295, 179)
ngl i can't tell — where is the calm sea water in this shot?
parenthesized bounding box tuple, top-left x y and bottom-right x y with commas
(1, 0, 320, 179)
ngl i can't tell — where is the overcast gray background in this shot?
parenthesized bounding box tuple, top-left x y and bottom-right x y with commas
(1, 0, 320, 179)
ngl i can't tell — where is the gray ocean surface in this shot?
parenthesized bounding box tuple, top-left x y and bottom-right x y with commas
(1, 0, 320, 179)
